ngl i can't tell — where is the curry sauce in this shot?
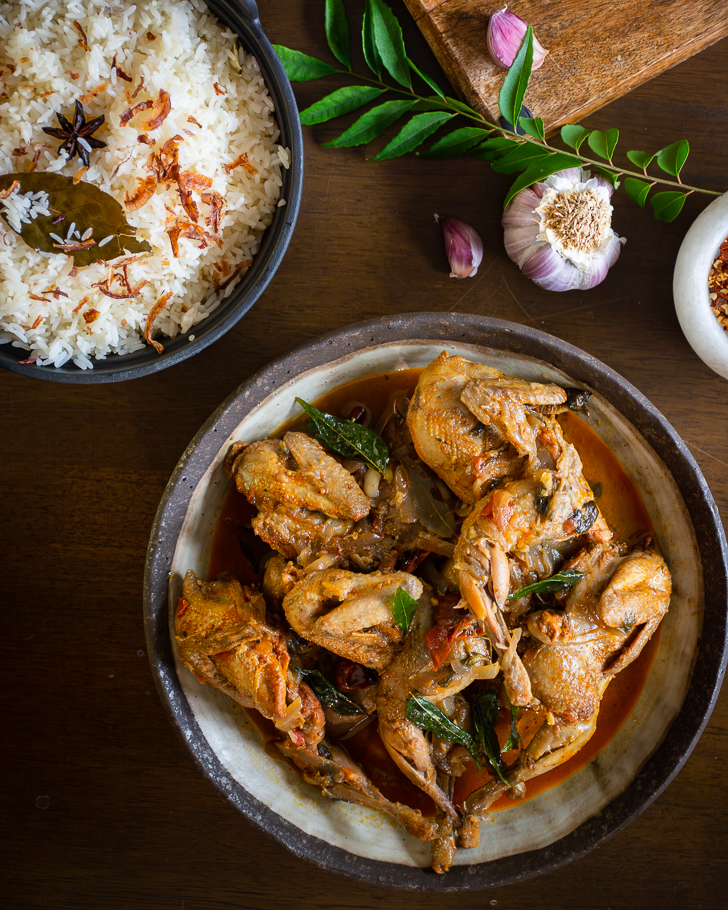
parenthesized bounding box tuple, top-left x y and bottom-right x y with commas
(208, 368, 659, 815)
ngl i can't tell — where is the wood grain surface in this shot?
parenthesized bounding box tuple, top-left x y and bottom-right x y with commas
(3, 2, 728, 909)
(403, 0, 728, 134)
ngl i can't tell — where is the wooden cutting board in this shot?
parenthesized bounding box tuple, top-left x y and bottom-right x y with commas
(403, 0, 728, 135)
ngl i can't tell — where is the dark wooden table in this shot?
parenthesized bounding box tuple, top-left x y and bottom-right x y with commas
(5, 2, 728, 908)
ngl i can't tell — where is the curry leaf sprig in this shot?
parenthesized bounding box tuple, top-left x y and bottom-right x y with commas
(274, 0, 721, 222)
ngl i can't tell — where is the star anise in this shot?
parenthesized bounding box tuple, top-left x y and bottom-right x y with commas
(42, 100, 107, 168)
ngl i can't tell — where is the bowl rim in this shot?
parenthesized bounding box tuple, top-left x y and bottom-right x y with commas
(0, 0, 303, 384)
(143, 313, 728, 890)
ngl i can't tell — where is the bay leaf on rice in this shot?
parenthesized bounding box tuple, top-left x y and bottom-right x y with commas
(0, 172, 151, 267)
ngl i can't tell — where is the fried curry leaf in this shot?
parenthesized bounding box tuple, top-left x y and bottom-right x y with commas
(471, 693, 510, 785)
(401, 456, 457, 538)
(296, 397, 389, 474)
(507, 568, 584, 601)
(406, 694, 481, 770)
(298, 668, 363, 716)
(390, 586, 419, 634)
(0, 172, 151, 267)
(502, 704, 524, 752)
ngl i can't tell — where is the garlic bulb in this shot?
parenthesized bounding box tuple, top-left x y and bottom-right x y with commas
(503, 167, 626, 292)
(435, 214, 483, 279)
(488, 8, 548, 70)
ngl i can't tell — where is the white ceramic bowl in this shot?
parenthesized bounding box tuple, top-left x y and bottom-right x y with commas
(673, 192, 728, 380)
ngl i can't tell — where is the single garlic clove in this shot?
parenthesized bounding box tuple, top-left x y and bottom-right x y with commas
(435, 214, 484, 279)
(487, 7, 549, 71)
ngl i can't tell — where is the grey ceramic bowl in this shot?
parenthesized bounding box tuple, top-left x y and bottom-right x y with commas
(144, 314, 728, 889)
(0, 0, 302, 384)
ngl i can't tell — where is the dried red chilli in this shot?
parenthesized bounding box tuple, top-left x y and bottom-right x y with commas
(708, 237, 728, 335)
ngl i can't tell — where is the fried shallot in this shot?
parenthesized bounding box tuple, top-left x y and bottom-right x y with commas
(52, 238, 97, 252)
(223, 152, 257, 176)
(120, 99, 153, 126)
(92, 277, 147, 299)
(177, 169, 212, 223)
(201, 190, 225, 234)
(78, 82, 107, 105)
(72, 19, 90, 51)
(145, 291, 173, 353)
(111, 53, 133, 83)
(139, 89, 171, 131)
(124, 174, 158, 210)
(0, 180, 20, 199)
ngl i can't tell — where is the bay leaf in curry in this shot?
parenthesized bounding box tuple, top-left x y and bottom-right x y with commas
(0, 172, 151, 267)
(401, 455, 456, 538)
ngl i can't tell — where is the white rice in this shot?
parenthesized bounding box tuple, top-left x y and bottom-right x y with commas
(1, 184, 51, 231)
(0, 0, 290, 369)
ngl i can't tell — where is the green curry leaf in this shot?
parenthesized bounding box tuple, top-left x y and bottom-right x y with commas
(498, 26, 534, 130)
(507, 569, 584, 601)
(324, 0, 351, 69)
(298, 668, 364, 716)
(405, 694, 481, 770)
(295, 397, 389, 474)
(299, 85, 384, 126)
(273, 45, 338, 81)
(369, 0, 411, 88)
(390, 586, 419, 634)
(502, 704, 523, 752)
(471, 693, 511, 785)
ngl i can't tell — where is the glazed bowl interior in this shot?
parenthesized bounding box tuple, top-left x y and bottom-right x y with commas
(0, 0, 302, 384)
(144, 315, 727, 889)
